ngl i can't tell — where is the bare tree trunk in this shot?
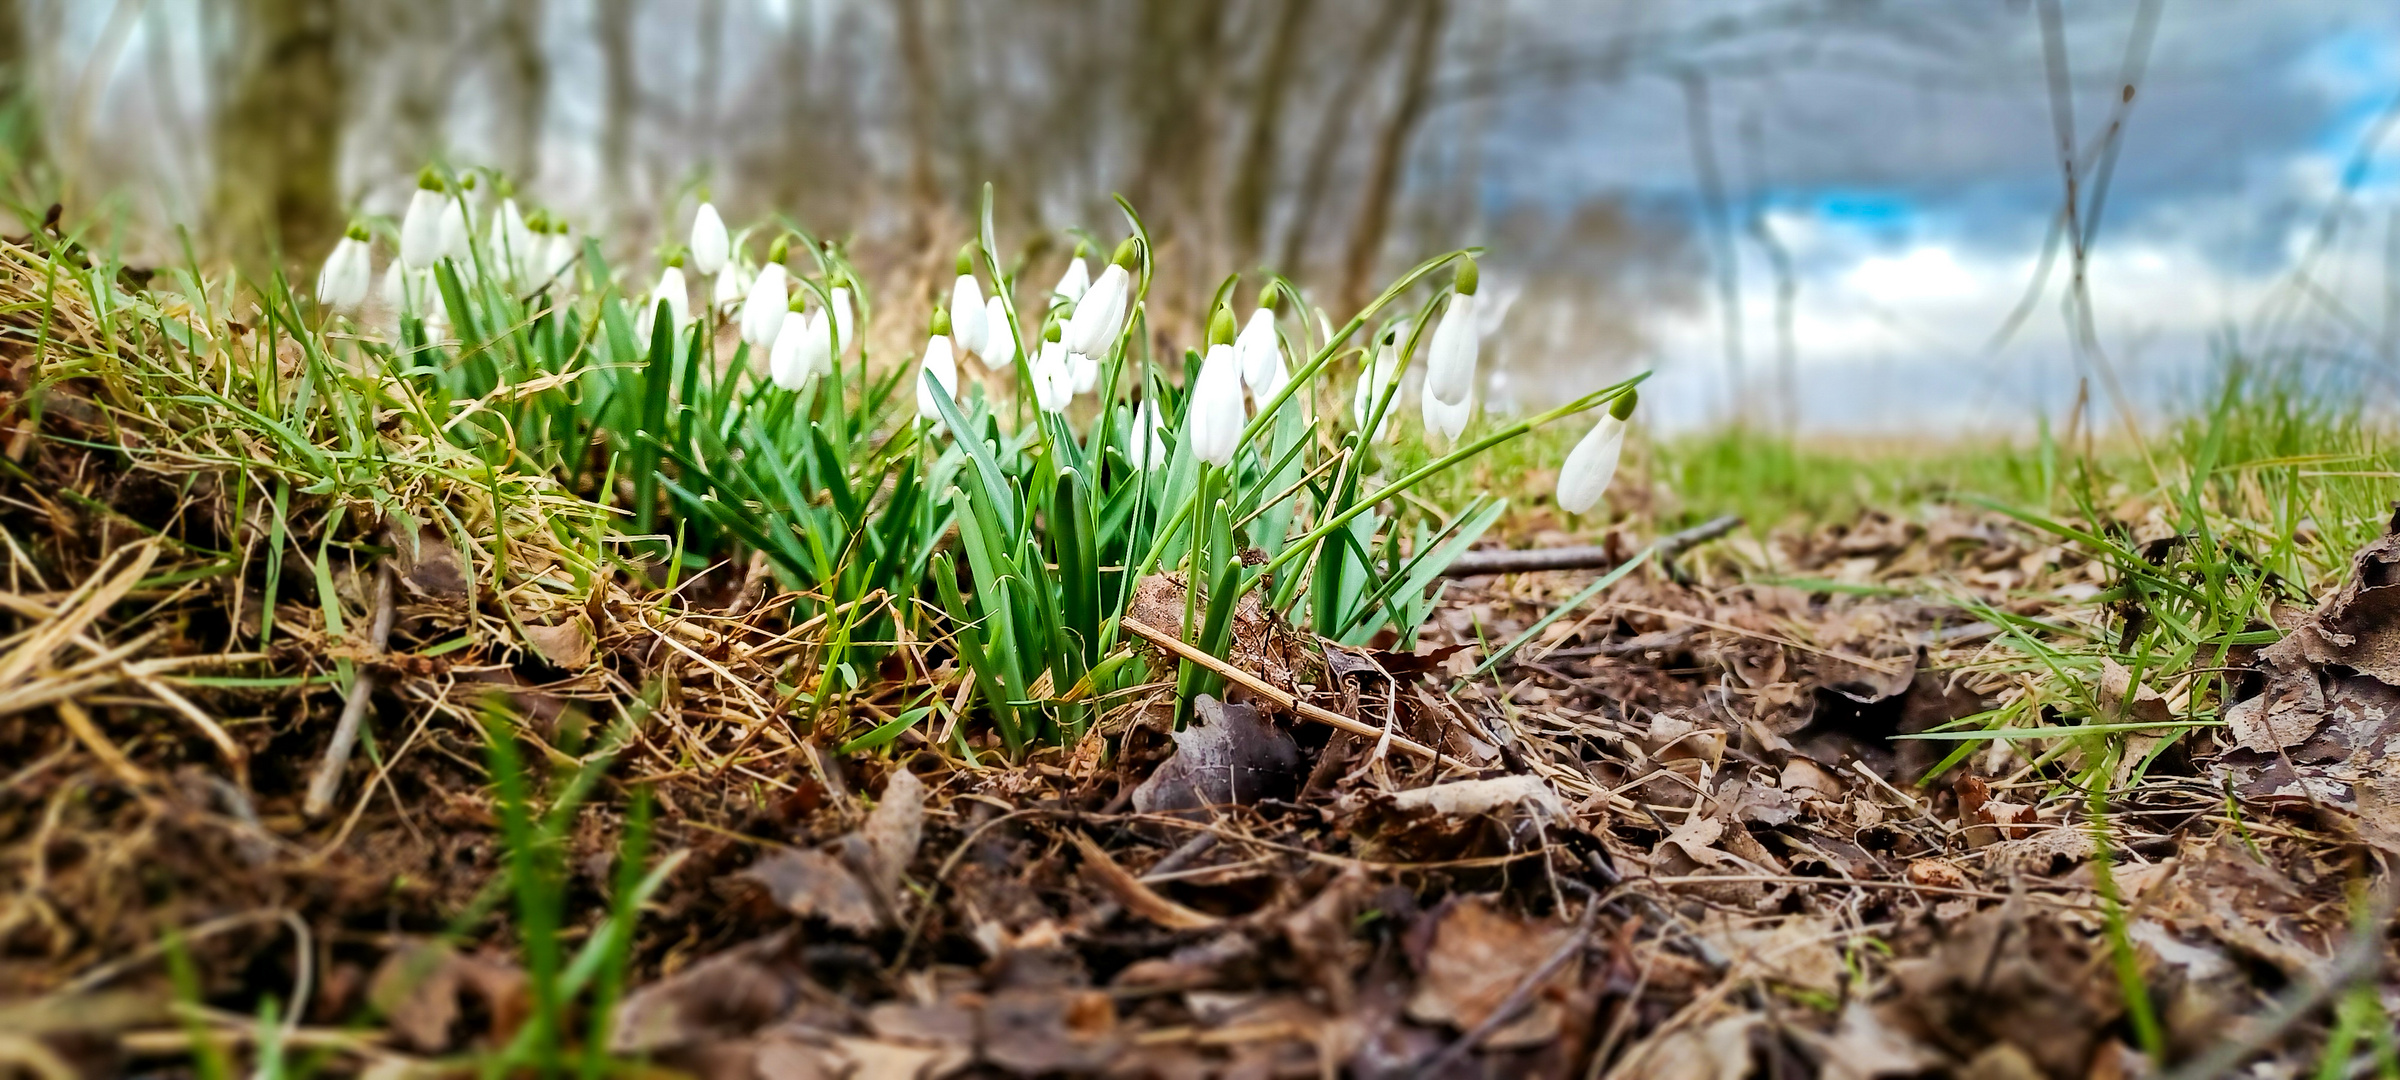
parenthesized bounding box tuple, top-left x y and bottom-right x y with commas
(492, 0, 548, 184)
(1679, 70, 1743, 424)
(1739, 110, 1797, 433)
(210, 0, 348, 272)
(1337, 0, 1443, 314)
(1229, 0, 1312, 273)
(598, 0, 637, 230)
(892, 0, 943, 237)
(1278, 10, 1403, 280)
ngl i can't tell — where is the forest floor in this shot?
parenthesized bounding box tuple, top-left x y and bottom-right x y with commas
(3, 236, 2398, 1080)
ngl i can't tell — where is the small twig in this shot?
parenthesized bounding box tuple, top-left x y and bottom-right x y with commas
(1121, 616, 1474, 769)
(304, 564, 395, 819)
(1441, 514, 1742, 578)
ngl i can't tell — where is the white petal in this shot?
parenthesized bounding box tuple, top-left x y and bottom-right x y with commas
(399, 189, 445, 271)
(949, 274, 987, 356)
(689, 203, 728, 276)
(828, 287, 855, 351)
(982, 295, 1018, 367)
(1189, 343, 1245, 466)
(1556, 415, 1626, 515)
(1065, 264, 1128, 358)
(1425, 293, 1477, 406)
(1422, 381, 1472, 443)
(1069, 352, 1099, 395)
(1236, 308, 1282, 391)
(1053, 258, 1089, 302)
(437, 200, 470, 265)
(769, 309, 810, 390)
(740, 264, 789, 346)
(916, 336, 958, 424)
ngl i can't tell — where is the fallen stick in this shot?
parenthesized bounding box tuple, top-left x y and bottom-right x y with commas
(1439, 513, 1742, 578)
(303, 565, 396, 820)
(1119, 616, 1473, 770)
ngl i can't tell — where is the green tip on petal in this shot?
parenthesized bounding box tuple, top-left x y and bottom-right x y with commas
(1208, 306, 1236, 347)
(768, 235, 790, 264)
(956, 241, 977, 276)
(931, 305, 951, 337)
(1609, 388, 1638, 421)
(344, 222, 370, 243)
(415, 166, 444, 192)
(1454, 255, 1479, 297)
(1110, 237, 1140, 270)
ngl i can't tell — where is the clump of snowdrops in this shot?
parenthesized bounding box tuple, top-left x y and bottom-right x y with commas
(314, 173, 1641, 757)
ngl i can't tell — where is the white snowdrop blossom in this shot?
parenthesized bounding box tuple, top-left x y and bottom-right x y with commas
(399, 184, 447, 271)
(1052, 254, 1089, 303)
(1069, 352, 1099, 395)
(1556, 392, 1635, 515)
(739, 262, 790, 346)
(827, 286, 856, 352)
(1352, 333, 1401, 442)
(381, 259, 413, 312)
(646, 265, 690, 333)
(489, 199, 536, 286)
(1234, 307, 1285, 397)
(1424, 259, 1480, 406)
(436, 198, 471, 266)
(1422, 379, 1472, 443)
(1126, 399, 1167, 470)
(916, 334, 959, 427)
(713, 260, 750, 311)
(1066, 261, 1130, 359)
(315, 230, 371, 312)
(1032, 340, 1075, 413)
(981, 294, 1018, 368)
(769, 307, 819, 390)
(949, 258, 987, 357)
(1189, 342, 1245, 467)
(689, 202, 728, 277)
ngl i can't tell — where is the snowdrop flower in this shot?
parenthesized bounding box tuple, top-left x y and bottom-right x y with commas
(713, 259, 751, 313)
(1425, 257, 1480, 407)
(1069, 352, 1099, 396)
(982, 294, 1018, 368)
(689, 201, 728, 277)
(1126, 399, 1167, 470)
(1065, 239, 1135, 360)
(916, 308, 960, 427)
(645, 257, 690, 335)
(1188, 309, 1246, 467)
(768, 303, 819, 390)
(399, 169, 448, 271)
(489, 197, 536, 286)
(827, 283, 856, 352)
(1557, 390, 1636, 515)
(949, 244, 987, 357)
(541, 221, 579, 290)
(739, 239, 791, 346)
(1032, 334, 1075, 414)
(1234, 300, 1286, 399)
(381, 259, 413, 313)
(1352, 329, 1401, 442)
(315, 225, 372, 312)
(1422, 377, 1473, 443)
(437, 196, 471, 267)
(1052, 242, 1090, 304)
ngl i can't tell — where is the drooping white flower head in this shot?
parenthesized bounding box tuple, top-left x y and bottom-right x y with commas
(315, 226, 372, 312)
(437, 196, 471, 267)
(1424, 257, 1480, 406)
(1188, 311, 1246, 467)
(541, 224, 579, 291)
(647, 260, 691, 334)
(739, 245, 791, 346)
(1235, 301, 1285, 396)
(689, 201, 729, 277)
(916, 309, 961, 427)
(827, 284, 856, 353)
(1353, 329, 1402, 442)
(948, 244, 987, 357)
(1053, 244, 1090, 304)
(982, 294, 1018, 368)
(399, 171, 448, 271)
(489, 197, 537, 286)
(713, 259, 750, 311)
(1066, 239, 1136, 360)
(1126, 399, 1167, 471)
(1556, 390, 1636, 515)
(381, 258, 413, 313)
(1032, 337, 1075, 414)
(769, 305, 820, 391)
(1422, 376, 1473, 443)
(1069, 352, 1099, 396)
